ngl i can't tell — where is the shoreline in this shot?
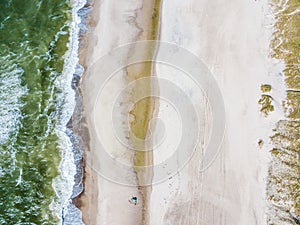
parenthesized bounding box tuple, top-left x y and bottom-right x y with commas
(52, 0, 88, 223)
(71, 0, 96, 221)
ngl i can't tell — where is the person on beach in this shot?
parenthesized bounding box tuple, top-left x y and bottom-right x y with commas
(129, 196, 137, 205)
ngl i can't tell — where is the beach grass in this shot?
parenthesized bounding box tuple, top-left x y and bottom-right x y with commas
(258, 94, 274, 116)
(261, 84, 272, 93)
(267, 0, 300, 222)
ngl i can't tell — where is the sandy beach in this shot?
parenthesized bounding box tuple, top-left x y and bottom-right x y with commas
(78, 0, 161, 224)
(78, 0, 283, 224)
(150, 0, 278, 224)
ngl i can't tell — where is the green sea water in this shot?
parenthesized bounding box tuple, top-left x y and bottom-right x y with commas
(268, 0, 300, 224)
(0, 0, 82, 224)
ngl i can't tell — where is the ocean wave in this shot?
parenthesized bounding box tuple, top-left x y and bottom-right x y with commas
(0, 64, 27, 144)
(50, 0, 88, 224)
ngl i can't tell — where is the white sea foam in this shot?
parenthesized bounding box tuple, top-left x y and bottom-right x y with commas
(0, 65, 27, 144)
(50, 0, 87, 224)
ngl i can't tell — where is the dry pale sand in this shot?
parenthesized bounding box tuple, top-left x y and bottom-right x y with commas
(150, 0, 283, 225)
(78, 0, 282, 224)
